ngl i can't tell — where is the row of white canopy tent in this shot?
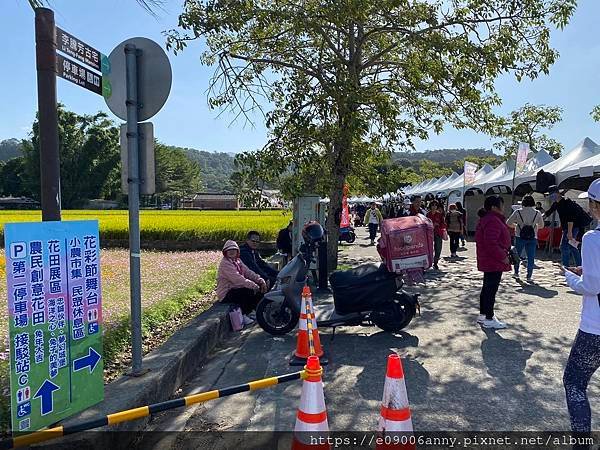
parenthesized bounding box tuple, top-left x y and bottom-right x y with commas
(402, 137, 600, 198)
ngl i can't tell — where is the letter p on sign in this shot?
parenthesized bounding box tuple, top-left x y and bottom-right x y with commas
(10, 242, 27, 259)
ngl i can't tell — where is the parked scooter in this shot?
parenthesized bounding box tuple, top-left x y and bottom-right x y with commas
(338, 225, 356, 244)
(256, 222, 419, 336)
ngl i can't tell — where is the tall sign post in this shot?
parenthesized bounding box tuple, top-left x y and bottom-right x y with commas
(125, 43, 143, 375)
(104, 37, 171, 375)
(35, 8, 61, 222)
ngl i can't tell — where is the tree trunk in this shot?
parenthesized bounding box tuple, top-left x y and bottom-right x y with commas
(326, 167, 346, 271)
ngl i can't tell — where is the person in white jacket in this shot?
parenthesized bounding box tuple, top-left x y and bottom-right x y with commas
(562, 178, 600, 433)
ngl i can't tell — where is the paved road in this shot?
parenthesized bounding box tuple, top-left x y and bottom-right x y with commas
(138, 227, 598, 448)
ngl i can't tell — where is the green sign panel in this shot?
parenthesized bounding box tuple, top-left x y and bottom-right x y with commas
(5, 221, 104, 434)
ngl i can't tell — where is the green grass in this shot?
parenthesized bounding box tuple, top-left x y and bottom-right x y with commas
(0, 210, 291, 243)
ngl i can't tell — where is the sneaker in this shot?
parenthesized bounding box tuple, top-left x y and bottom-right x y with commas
(433, 264, 439, 270)
(477, 314, 486, 324)
(512, 273, 520, 279)
(242, 315, 255, 326)
(526, 275, 533, 283)
(482, 317, 507, 329)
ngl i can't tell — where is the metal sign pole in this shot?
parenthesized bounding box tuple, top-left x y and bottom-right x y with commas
(125, 44, 143, 375)
(35, 8, 61, 221)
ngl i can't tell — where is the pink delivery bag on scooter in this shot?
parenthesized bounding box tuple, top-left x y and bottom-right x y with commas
(377, 215, 434, 273)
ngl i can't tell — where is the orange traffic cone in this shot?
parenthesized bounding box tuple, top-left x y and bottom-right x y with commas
(291, 355, 330, 450)
(290, 286, 327, 366)
(377, 354, 415, 450)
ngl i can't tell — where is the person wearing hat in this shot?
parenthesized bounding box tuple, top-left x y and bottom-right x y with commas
(217, 240, 268, 326)
(544, 185, 592, 267)
(562, 178, 600, 434)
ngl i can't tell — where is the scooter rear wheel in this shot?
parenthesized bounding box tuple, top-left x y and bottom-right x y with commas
(256, 298, 300, 335)
(370, 294, 416, 332)
(345, 231, 356, 243)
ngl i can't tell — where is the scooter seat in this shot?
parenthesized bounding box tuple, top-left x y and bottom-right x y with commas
(329, 263, 393, 288)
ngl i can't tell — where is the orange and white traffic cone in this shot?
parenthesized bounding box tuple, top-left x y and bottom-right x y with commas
(291, 355, 330, 450)
(377, 353, 415, 450)
(290, 286, 327, 366)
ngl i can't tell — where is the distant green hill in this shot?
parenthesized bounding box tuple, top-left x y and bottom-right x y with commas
(169, 146, 237, 193)
(392, 148, 497, 165)
(0, 139, 23, 161)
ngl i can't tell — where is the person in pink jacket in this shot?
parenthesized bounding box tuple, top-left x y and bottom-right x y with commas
(475, 195, 512, 329)
(217, 240, 267, 325)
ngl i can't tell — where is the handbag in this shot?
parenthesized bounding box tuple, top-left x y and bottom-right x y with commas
(228, 305, 244, 331)
(441, 229, 449, 241)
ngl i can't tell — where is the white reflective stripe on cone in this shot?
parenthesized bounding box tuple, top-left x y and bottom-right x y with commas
(379, 376, 413, 432)
(298, 381, 326, 413)
(298, 318, 308, 331)
(294, 419, 329, 434)
(379, 416, 413, 432)
(382, 377, 409, 410)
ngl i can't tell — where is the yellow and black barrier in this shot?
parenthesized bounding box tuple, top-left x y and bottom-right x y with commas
(305, 300, 316, 356)
(1, 370, 306, 450)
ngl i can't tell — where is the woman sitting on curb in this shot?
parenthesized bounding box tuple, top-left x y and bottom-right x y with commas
(217, 240, 268, 326)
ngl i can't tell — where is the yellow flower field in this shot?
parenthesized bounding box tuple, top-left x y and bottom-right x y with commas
(0, 209, 291, 243)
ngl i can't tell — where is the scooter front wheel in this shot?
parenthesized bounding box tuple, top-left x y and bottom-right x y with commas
(256, 298, 300, 335)
(370, 294, 416, 332)
(345, 231, 356, 243)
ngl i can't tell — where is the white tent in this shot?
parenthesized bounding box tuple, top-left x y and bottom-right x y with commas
(514, 137, 600, 189)
(484, 150, 554, 194)
(404, 180, 423, 195)
(471, 159, 515, 193)
(432, 172, 460, 194)
(443, 164, 495, 196)
(556, 140, 600, 184)
(421, 176, 448, 195)
(413, 178, 439, 195)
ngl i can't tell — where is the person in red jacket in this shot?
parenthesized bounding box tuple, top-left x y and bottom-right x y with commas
(475, 195, 512, 329)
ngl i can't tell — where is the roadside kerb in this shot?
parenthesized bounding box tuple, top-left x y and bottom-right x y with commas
(27, 302, 233, 450)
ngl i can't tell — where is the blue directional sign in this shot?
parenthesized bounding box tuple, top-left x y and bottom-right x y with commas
(4, 221, 104, 434)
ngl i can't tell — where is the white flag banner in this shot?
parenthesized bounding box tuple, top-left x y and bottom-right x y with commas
(464, 161, 478, 185)
(516, 142, 529, 174)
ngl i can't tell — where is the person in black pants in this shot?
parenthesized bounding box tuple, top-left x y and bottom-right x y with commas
(475, 196, 512, 329)
(446, 203, 463, 258)
(363, 202, 383, 245)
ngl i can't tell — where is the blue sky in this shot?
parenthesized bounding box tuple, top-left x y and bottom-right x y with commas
(2, 0, 599, 155)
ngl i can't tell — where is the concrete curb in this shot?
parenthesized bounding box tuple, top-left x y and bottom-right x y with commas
(38, 302, 232, 450)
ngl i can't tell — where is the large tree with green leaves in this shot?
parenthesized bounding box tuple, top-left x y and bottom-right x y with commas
(21, 106, 120, 208)
(154, 142, 202, 206)
(493, 103, 563, 158)
(168, 0, 576, 267)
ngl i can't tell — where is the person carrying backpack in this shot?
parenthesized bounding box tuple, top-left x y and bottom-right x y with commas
(506, 195, 545, 281)
(544, 186, 593, 267)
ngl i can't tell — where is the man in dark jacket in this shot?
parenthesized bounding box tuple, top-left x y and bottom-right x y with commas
(276, 221, 293, 259)
(544, 185, 591, 266)
(239, 231, 278, 287)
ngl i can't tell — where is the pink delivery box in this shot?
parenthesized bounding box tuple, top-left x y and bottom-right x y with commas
(377, 215, 434, 273)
